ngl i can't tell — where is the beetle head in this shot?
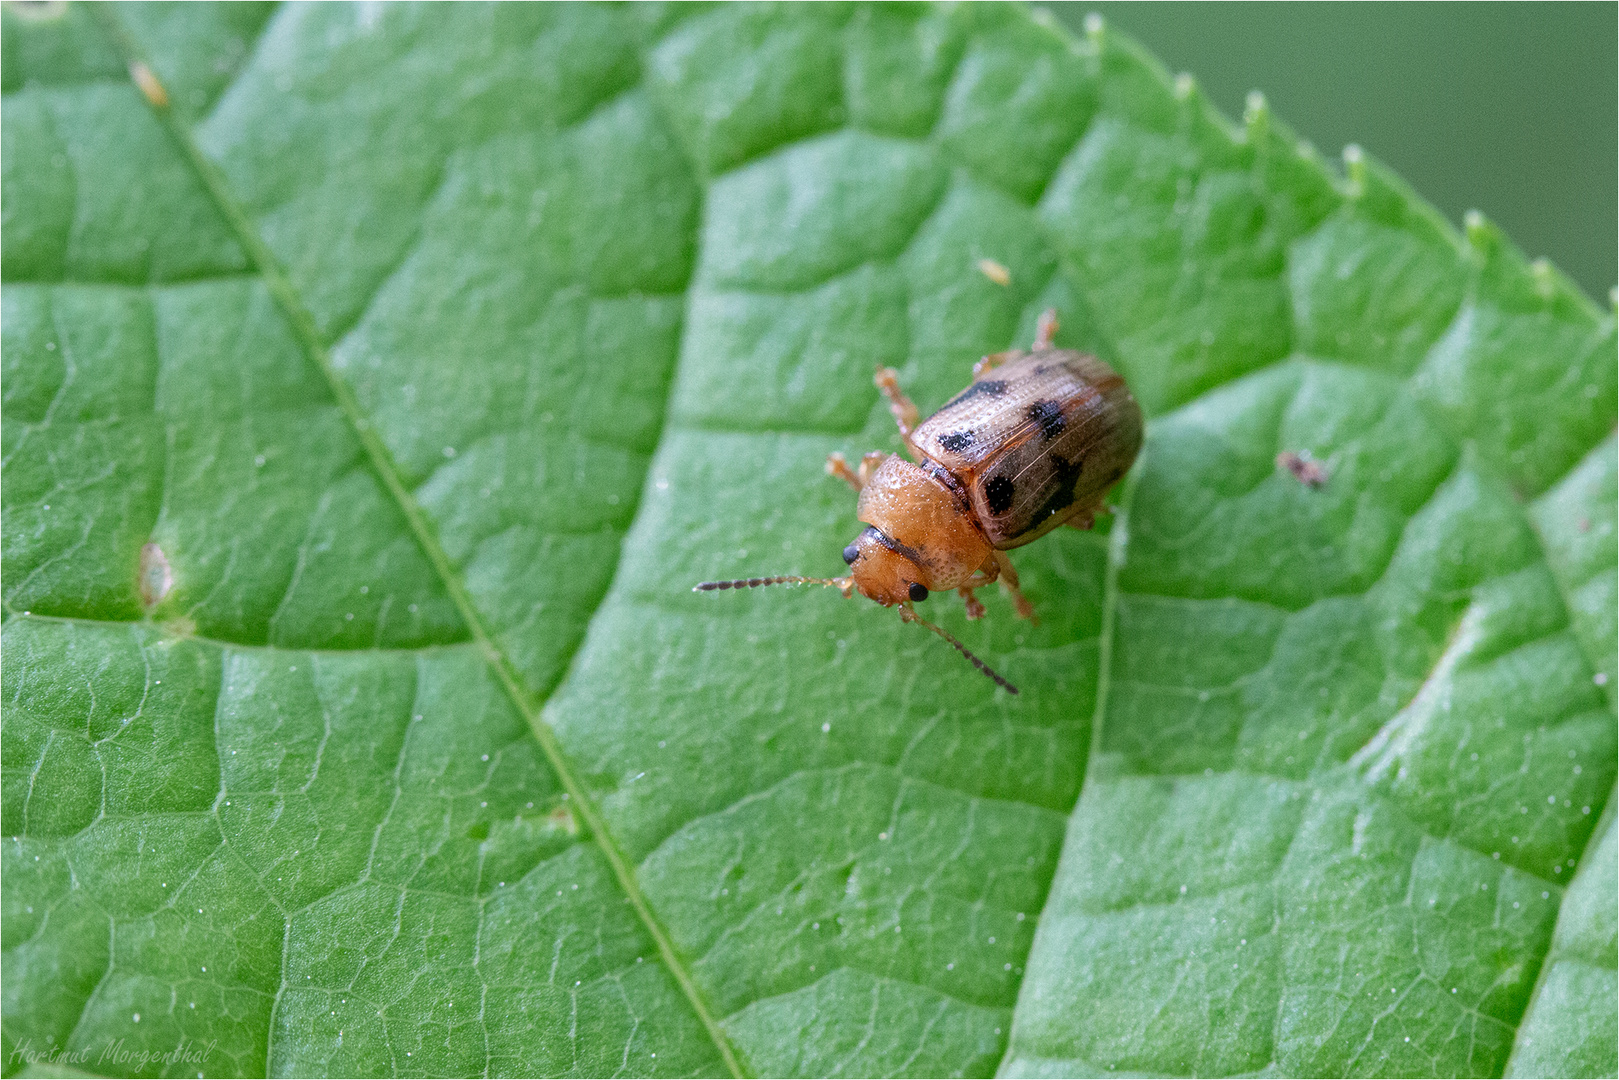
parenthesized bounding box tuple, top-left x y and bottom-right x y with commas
(841, 526, 931, 607)
(692, 530, 1017, 694)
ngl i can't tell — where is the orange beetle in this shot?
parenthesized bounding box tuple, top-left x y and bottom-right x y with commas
(696, 311, 1143, 694)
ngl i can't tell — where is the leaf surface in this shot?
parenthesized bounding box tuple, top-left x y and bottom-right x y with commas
(2, 4, 1614, 1078)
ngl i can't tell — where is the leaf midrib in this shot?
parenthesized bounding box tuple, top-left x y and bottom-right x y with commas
(92, 8, 745, 1076)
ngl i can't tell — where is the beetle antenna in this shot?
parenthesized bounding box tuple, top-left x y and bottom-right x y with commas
(1033, 308, 1060, 350)
(901, 607, 1019, 695)
(694, 575, 852, 594)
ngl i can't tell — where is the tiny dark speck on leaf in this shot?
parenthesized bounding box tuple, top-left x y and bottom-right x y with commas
(1276, 451, 1328, 489)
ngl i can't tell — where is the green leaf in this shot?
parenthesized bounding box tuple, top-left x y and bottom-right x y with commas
(1508, 794, 1619, 1079)
(2, 4, 1613, 1078)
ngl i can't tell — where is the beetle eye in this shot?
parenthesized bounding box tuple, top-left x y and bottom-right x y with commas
(908, 582, 929, 602)
(842, 544, 859, 565)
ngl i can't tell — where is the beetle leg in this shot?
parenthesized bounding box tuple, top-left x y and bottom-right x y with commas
(858, 451, 887, 488)
(826, 451, 892, 492)
(957, 560, 1000, 620)
(1063, 506, 1098, 531)
(1063, 497, 1121, 531)
(958, 588, 987, 620)
(972, 350, 1018, 379)
(992, 550, 1038, 624)
(973, 308, 1059, 377)
(825, 452, 862, 491)
(874, 368, 923, 460)
(1033, 308, 1060, 350)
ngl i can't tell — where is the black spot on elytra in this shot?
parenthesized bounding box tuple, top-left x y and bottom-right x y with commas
(1028, 399, 1065, 441)
(1032, 455, 1085, 524)
(944, 380, 1008, 409)
(985, 474, 1016, 515)
(938, 430, 974, 453)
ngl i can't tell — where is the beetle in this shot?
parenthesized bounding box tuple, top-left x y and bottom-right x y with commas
(695, 310, 1143, 694)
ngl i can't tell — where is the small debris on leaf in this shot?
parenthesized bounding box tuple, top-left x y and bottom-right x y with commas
(977, 258, 1011, 286)
(1276, 451, 1328, 489)
(139, 542, 173, 608)
(129, 61, 169, 108)
(547, 804, 579, 835)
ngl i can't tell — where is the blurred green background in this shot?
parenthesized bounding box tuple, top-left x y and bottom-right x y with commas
(1052, 2, 1618, 304)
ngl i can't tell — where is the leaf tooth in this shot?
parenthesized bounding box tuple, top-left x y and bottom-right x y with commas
(1530, 257, 1560, 300)
(1342, 143, 1367, 198)
(1243, 90, 1271, 136)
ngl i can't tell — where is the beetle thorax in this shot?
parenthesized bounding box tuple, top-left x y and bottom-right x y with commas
(846, 457, 992, 605)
